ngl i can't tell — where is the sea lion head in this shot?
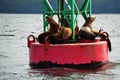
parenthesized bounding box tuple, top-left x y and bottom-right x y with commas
(46, 16, 60, 33)
(86, 16, 96, 23)
(46, 16, 52, 23)
(46, 16, 58, 25)
(83, 16, 96, 28)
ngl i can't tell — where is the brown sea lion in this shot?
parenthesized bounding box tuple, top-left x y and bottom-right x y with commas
(75, 17, 111, 51)
(38, 32, 52, 44)
(38, 16, 72, 44)
(81, 16, 96, 33)
(75, 17, 111, 50)
(38, 16, 60, 44)
(49, 27, 72, 44)
(78, 16, 96, 40)
(46, 16, 60, 33)
(62, 27, 72, 40)
(75, 16, 107, 40)
(78, 16, 106, 39)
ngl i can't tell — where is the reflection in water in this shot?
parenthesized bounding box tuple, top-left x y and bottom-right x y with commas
(27, 62, 114, 80)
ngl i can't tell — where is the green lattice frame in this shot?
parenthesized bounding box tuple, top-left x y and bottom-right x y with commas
(42, 0, 92, 40)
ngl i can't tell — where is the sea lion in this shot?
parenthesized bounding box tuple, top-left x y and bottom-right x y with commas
(79, 16, 96, 40)
(100, 32, 112, 52)
(81, 16, 96, 33)
(38, 16, 72, 44)
(74, 16, 112, 51)
(46, 16, 72, 43)
(38, 32, 52, 44)
(38, 16, 60, 44)
(46, 16, 60, 33)
(62, 27, 72, 39)
(76, 16, 108, 40)
(49, 27, 72, 44)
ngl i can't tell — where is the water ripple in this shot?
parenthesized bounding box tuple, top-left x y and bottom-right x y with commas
(0, 34, 15, 36)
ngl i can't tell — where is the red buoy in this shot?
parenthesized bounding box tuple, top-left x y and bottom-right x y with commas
(28, 35, 109, 68)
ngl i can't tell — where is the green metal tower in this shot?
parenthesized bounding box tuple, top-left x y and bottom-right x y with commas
(42, 0, 92, 40)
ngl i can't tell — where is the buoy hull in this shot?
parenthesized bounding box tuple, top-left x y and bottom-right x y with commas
(28, 41, 108, 68)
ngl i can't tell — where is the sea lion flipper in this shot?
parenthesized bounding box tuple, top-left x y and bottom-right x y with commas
(101, 32, 112, 52)
(107, 38, 112, 52)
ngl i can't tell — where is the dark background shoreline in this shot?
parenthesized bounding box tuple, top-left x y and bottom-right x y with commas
(0, 0, 120, 14)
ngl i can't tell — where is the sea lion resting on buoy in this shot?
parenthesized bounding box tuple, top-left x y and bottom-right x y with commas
(49, 27, 72, 44)
(46, 16, 60, 33)
(75, 16, 111, 51)
(46, 16, 72, 43)
(79, 16, 96, 39)
(38, 16, 72, 44)
(76, 16, 107, 40)
(38, 16, 60, 43)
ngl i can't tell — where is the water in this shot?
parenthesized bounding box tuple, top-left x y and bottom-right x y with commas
(0, 14, 120, 80)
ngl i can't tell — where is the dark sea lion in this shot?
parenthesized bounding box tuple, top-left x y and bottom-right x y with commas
(46, 16, 60, 33)
(38, 16, 60, 44)
(38, 32, 52, 44)
(101, 32, 112, 52)
(38, 16, 72, 44)
(48, 27, 72, 44)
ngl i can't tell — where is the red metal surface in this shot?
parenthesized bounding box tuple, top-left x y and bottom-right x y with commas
(28, 39, 108, 65)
